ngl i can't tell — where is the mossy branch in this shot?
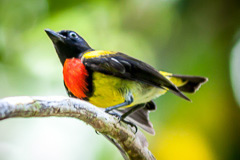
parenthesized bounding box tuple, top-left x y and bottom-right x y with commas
(0, 96, 155, 160)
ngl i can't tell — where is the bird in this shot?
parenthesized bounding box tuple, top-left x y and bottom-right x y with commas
(45, 29, 208, 135)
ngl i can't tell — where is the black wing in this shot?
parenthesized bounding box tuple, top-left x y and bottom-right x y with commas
(82, 52, 190, 101)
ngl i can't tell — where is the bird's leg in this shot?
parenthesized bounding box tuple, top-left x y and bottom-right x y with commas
(119, 104, 145, 134)
(98, 104, 142, 135)
(105, 93, 133, 113)
(105, 93, 138, 133)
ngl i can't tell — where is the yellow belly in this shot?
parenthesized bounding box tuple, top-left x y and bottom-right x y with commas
(88, 72, 167, 108)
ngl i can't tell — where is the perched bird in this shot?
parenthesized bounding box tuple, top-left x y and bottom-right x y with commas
(45, 29, 208, 135)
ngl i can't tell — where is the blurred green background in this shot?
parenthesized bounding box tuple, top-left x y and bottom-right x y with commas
(0, 0, 240, 160)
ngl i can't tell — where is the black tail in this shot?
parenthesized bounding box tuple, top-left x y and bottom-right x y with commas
(117, 101, 156, 135)
(171, 75, 208, 93)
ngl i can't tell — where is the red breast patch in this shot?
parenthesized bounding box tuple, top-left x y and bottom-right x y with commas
(63, 58, 89, 99)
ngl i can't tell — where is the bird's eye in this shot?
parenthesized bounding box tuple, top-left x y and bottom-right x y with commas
(69, 32, 77, 38)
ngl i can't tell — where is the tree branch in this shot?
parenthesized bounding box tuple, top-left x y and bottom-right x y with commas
(0, 96, 155, 160)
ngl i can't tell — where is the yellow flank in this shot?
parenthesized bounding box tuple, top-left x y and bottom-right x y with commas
(88, 72, 125, 108)
(160, 71, 188, 87)
(88, 72, 167, 108)
(82, 50, 117, 59)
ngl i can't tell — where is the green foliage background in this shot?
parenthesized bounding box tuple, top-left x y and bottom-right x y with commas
(0, 0, 240, 160)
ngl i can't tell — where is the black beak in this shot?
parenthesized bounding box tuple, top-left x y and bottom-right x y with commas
(45, 29, 64, 43)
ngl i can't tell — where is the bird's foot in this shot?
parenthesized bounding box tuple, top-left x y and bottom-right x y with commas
(120, 118, 138, 134)
(107, 111, 138, 134)
(107, 111, 121, 120)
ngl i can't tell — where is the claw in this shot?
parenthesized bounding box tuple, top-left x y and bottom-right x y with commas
(121, 118, 138, 134)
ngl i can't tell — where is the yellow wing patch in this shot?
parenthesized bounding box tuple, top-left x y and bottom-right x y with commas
(82, 50, 117, 59)
(160, 71, 172, 77)
(160, 71, 188, 87)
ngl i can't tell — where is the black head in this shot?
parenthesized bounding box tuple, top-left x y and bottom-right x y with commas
(45, 29, 92, 65)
